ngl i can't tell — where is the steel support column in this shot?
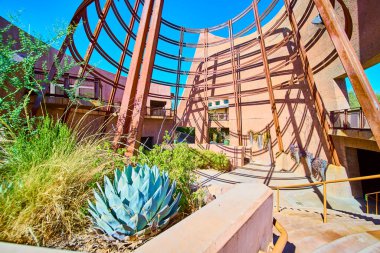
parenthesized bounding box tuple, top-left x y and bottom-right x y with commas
(202, 29, 210, 143)
(313, 0, 380, 148)
(113, 0, 155, 149)
(284, 0, 340, 165)
(228, 20, 243, 146)
(253, 0, 284, 152)
(124, 0, 164, 156)
(174, 28, 184, 121)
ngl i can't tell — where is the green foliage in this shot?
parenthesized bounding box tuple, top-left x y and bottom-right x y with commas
(88, 165, 181, 240)
(348, 91, 380, 109)
(131, 137, 230, 213)
(0, 117, 125, 245)
(1, 117, 76, 177)
(0, 19, 79, 134)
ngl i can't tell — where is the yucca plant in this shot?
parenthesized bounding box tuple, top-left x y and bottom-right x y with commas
(88, 164, 181, 240)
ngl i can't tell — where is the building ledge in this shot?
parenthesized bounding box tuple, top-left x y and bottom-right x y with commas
(329, 128, 375, 141)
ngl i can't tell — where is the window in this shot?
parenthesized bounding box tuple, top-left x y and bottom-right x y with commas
(208, 102, 213, 107)
(215, 101, 220, 106)
(224, 99, 229, 104)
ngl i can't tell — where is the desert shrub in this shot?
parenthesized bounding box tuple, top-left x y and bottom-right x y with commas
(1, 117, 76, 176)
(131, 135, 230, 213)
(0, 118, 125, 246)
(194, 150, 230, 172)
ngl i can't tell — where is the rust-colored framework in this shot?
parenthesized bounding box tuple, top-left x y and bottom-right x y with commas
(37, 0, 379, 162)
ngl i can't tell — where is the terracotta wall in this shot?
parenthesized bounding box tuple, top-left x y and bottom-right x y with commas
(176, 0, 380, 165)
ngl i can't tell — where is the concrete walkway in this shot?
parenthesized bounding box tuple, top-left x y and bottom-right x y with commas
(197, 162, 366, 214)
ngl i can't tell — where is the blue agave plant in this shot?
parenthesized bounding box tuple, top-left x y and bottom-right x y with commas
(88, 164, 181, 240)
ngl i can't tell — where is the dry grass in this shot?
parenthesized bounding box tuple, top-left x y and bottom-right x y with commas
(0, 132, 125, 246)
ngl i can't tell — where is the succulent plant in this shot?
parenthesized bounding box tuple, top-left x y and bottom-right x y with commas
(88, 164, 181, 240)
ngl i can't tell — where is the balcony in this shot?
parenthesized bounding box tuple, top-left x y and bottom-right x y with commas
(35, 70, 101, 100)
(145, 107, 173, 118)
(330, 108, 370, 130)
(329, 108, 375, 141)
(209, 113, 229, 121)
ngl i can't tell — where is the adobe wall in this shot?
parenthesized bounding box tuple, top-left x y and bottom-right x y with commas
(176, 0, 380, 165)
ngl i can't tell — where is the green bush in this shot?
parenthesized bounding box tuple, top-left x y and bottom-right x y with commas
(0, 117, 125, 245)
(131, 136, 230, 213)
(2, 117, 76, 177)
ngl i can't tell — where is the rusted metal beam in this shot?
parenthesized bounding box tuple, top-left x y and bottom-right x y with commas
(284, 0, 340, 165)
(106, 0, 140, 112)
(253, 0, 284, 152)
(228, 20, 243, 146)
(313, 0, 380, 148)
(202, 29, 210, 144)
(124, 0, 164, 156)
(174, 28, 184, 121)
(77, 0, 112, 80)
(113, 0, 155, 149)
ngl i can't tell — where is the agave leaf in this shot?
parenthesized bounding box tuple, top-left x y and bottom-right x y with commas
(129, 190, 144, 214)
(130, 213, 148, 232)
(117, 172, 129, 194)
(157, 193, 181, 223)
(114, 168, 122, 191)
(151, 165, 160, 181)
(88, 200, 98, 215)
(119, 183, 135, 204)
(161, 181, 176, 208)
(94, 190, 109, 215)
(125, 165, 133, 184)
(104, 176, 116, 195)
(93, 215, 115, 236)
(156, 177, 170, 210)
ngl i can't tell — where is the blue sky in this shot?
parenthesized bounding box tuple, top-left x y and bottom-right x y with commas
(1, 0, 379, 94)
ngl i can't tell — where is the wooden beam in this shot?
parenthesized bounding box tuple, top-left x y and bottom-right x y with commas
(124, 0, 164, 155)
(228, 20, 243, 146)
(313, 0, 380, 148)
(284, 0, 340, 165)
(113, 0, 155, 149)
(253, 0, 284, 152)
(202, 29, 210, 144)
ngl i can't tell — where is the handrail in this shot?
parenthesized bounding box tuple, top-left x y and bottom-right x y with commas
(365, 191, 380, 215)
(275, 174, 380, 223)
(272, 218, 288, 253)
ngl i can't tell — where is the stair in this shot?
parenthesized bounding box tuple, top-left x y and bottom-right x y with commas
(274, 208, 380, 253)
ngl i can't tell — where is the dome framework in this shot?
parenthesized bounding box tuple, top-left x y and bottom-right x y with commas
(32, 0, 380, 162)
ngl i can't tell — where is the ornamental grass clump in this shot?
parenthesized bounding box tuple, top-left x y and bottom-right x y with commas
(0, 117, 125, 246)
(88, 165, 181, 240)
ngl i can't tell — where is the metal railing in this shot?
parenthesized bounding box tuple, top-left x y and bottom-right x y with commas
(272, 218, 288, 253)
(366, 191, 380, 215)
(209, 113, 229, 121)
(330, 108, 370, 130)
(275, 174, 380, 223)
(34, 69, 101, 100)
(145, 107, 173, 117)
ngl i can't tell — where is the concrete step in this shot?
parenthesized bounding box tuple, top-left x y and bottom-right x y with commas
(358, 241, 380, 253)
(313, 230, 380, 253)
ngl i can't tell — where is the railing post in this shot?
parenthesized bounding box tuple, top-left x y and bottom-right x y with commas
(94, 77, 101, 100)
(344, 109, 348, 129)
(360, 108, 364, 128)
(323, 182, 327, 223)
(366, 194, 369, 214)
(63, 73, 70, 98)
(277, 188, 280, 212)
